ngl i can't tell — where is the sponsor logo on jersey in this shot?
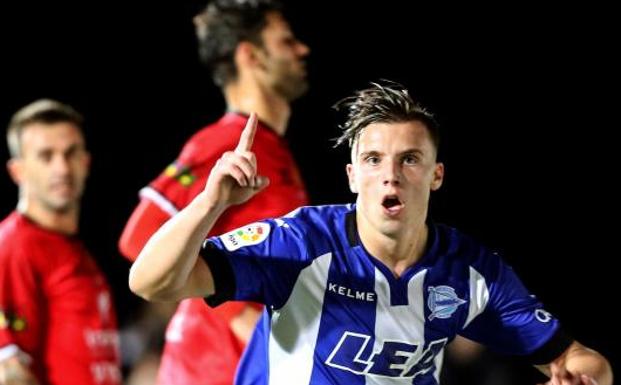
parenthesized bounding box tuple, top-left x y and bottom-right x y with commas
(221, 222, 270, 251)
(325, 331, 447, 378)
(90, 362, 122, 383)
(427, 285, 466, 321)
(84, 329, 120, 349)
(327, 282, 376, 302)
(0, 309, 27, 332)
(97, 291, 111, 324)
(535, 308, 552, 323)
(164, 161, 196, 187)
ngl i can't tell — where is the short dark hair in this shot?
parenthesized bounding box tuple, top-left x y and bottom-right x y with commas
(334, 80, 440, 153)
(7, 99, 83, 157)
(194, 0, 283, 87)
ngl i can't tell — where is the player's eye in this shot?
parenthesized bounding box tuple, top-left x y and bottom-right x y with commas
(402, 155, 417, 165)
(37, 150, 53, 163)
(365, 156, 380, 165)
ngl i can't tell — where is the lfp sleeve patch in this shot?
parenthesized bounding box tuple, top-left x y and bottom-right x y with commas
(220, 222, 271, 251)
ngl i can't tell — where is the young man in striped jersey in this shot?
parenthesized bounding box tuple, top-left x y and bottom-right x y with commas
(128, 82, 613, 385)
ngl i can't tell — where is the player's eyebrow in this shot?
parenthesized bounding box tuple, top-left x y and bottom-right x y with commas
(359, 148, 424, 158)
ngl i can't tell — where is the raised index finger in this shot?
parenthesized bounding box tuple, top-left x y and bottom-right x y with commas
(235, 112, 257, 153)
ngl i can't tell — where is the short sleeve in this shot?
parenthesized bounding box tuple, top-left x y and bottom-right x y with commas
(200, 216, 315, 310)
(459, 252, 568, 358)
(142, 157, 212, 216)
(0, 250, 43, 355)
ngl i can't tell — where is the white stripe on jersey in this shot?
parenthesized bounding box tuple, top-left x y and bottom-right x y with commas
(139, 187, 179, 216)
(268, 252, 333, 385)
(464, 266, 490, 328)
(367, 269, 429, 385)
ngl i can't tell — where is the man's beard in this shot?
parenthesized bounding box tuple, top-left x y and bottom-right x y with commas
(272, 65, 309, 101)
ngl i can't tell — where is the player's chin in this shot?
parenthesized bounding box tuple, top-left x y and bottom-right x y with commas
(44, 196, 78, 212)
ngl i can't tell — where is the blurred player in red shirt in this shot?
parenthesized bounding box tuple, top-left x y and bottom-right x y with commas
(118, 1, 310, 384)
(0, 99, 121, 385)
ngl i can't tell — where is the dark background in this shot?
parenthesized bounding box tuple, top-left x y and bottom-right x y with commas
(1, 0, 617, 378)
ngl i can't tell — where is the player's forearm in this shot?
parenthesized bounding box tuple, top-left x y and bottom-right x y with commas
(129, 191, 227, 301)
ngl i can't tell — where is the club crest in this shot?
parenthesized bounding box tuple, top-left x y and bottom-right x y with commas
(427, 286, 466, 321)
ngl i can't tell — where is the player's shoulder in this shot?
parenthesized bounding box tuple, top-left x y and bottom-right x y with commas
(181, 115, 244, 159)
(0, 212, 32, 242)
(273, 204, 353, 246)
(0, 211, 17, 238)
(253, 204, 351, 259)
(433, 223, 503, 269)
(280, 204, 352, 228)
(0, 212, 45, 261)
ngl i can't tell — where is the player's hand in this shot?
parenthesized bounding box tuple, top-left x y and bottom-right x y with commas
(538, 363, 599, 385)
(203, 112, 269, 207)
(0, 355, 40, 385)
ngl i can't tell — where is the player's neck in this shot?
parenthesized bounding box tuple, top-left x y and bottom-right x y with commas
(358, 215, 428, 278)
(225, 80, 291, 136)
(18, 198, 79, 235)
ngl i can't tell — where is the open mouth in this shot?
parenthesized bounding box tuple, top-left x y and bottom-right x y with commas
(382, 195, 403, 214)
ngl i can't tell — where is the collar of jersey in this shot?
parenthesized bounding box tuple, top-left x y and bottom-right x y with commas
(345, 207, 441, 282)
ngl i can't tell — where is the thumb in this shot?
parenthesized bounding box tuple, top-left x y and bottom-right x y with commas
(253, 176, 270, 192)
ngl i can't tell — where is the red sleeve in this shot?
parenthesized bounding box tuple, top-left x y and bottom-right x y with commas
(0, 249, 43, 356)
(118, 199, 171, 261)
(121, 127, 240, 259)
(118, 135, 225, 261)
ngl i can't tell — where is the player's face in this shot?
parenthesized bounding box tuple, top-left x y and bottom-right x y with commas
(256, 11, 310, 101)
(347, 121, 443, 237)
(12, 122, 90, 213)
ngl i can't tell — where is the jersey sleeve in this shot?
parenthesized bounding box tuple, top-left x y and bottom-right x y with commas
(458, 251, 571, 362)
(141, 159, 210, 217)
(200, 215, 314, 310)
(0, 250, 42, 357)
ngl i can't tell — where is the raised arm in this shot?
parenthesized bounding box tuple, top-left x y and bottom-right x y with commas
(129, 113, 269, 302)
(536, 341, 613, 385)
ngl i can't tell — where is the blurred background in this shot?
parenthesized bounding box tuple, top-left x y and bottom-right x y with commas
(1, 1, 617, 383)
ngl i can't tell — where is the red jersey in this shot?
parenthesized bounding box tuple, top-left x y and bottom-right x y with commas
(141, 113, 308, 385)
(0, 212, 121, 385)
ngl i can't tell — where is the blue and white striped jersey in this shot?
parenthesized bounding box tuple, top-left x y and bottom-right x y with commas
(202, 204, 567, 385)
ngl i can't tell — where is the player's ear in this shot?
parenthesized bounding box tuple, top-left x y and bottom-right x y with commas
(346, 164, 357, 193)
(234, 41, 253, 68)
(235, 41, 266, 71)
(430, 162, 444, 191)
(6, 158, 23, 185)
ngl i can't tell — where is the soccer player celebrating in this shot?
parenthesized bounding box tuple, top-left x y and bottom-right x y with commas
(129, 82, 613, 385)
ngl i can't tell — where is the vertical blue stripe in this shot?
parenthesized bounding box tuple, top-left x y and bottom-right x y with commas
(310, 245, 377, 385)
